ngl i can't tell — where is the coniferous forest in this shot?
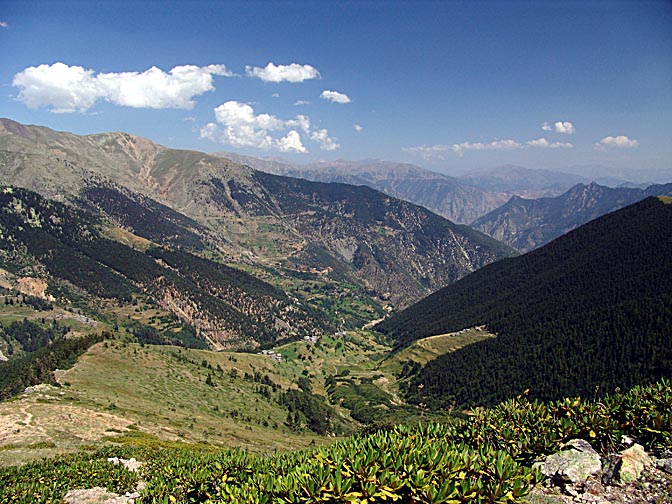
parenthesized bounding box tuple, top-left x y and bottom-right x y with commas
(376, 197, 672, 408)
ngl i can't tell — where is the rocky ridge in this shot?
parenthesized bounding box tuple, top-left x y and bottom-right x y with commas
(473, 181, 672, 252)
(215, 152, 509, 224)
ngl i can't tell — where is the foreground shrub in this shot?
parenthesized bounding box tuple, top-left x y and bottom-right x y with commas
(1, 379, 669, 503)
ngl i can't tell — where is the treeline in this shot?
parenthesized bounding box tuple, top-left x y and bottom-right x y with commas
(403, 296, 672, 408)
(0, 188, 137, 302)
(148, 247, 333, 344)
(0, 333, 105, 400)
(132, 324, 207, 350)
(279, 387, 351, 436)
(4, 293, 53, 311)
(0, 318, 68, 355)
(327, 374, 395, 424)
(377, 197, 672, 407)
(80, 186, 207, 250)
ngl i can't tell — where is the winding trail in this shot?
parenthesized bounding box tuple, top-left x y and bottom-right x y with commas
(19, 403, 47, 438)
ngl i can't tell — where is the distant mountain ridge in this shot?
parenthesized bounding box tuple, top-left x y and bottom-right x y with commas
(473, 181, 672, 251)
(216, 154, 667, 229)
(0, 118, 514, 309)
(457, 164, 595, 198)
(459, 164, 672, 195)
(561, 164, 672, 186)
(215, 152, 509, 224)
(376, 196, 672, 407)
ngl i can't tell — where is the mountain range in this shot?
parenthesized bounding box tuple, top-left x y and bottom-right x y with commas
(0, 118, 514, 315)
(216, 152, 510, 224)
(473, 181, 672, 251)
(215, 152, 672, 228)
(0, 186, 330, 350)
(2, 118, 672, 497)
(456, 164, 596, 198)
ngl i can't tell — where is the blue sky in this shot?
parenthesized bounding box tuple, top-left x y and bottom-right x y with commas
(1, 0, 671, 176)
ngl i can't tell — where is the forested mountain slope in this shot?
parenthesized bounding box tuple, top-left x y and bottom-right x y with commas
(248, 171, 515, 306)
(0, 186, 329, 349)
(376, 197, 672, 407)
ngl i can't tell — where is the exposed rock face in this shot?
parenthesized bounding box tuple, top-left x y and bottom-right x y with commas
(64, 487, 137, 504)
(602, 444, 653, 484)
(63, 458, 145, 503)
(656, 458, 672, 475)
(620, 444, 652, 483)
(0, 268, 53, 300)
(530, 441, 672, 504)
(16, 276, 52, 299)
(535, 439, 602, 484)
(107, 457, 143, 473)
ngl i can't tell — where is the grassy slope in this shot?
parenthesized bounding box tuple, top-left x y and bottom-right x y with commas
(379, 326, 495, 374)
(0, 341, 329, 466)
(0, 322, 496, 466)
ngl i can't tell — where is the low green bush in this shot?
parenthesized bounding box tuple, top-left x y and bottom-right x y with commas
(1, 379, 669, 503)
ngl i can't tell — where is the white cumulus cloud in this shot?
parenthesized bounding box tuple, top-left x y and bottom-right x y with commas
(542, 120, 575, 134)
(402, 144, 450, 160)
(201, 100, 338, 153)
(408, 134, 577, 160)
(294, 100, 310, 106)
(286, 114, 311, 133)
(209, 101, 278, 149)
(245, 62, 320, 83)
(0, 21, 9, 28)
(199, 122, 219, 142)
(277, 131, 306, 153)
(595, 135, 639, 149)
(527, 138, 573, 149)
(320, 90, 351, 104)
(353, 124, 363, 132)
(452, 139, 523, 157)
(12, 62, 232, 113)
(311, 129, 340, 151)
(554, 121, 575, 134)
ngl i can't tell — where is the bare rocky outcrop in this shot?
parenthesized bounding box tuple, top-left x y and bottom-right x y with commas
(64, 487, 138, 504)
(64, 458, 145, 504)
(0, 267, 54, 300)
(535, 439, 602, 485)
(530, 441, 672, 503)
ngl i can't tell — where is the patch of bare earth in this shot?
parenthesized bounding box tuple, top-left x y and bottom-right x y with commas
(0, 385, 133, 465)
(64, 487, 138, 504)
